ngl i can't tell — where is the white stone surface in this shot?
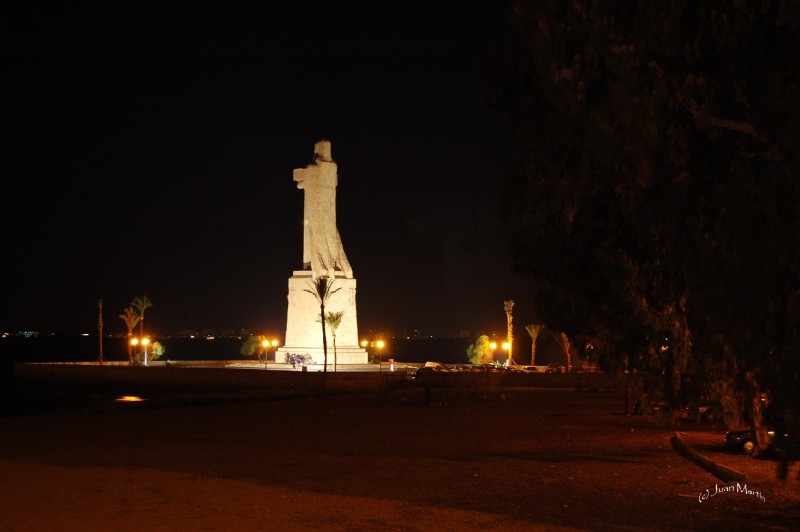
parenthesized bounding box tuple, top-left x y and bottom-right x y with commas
(278, 141, 367, 365)
(277, 271, 367, 365)
(293, 140, 353, 280)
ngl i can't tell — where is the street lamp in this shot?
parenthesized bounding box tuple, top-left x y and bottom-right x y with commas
(376, 340, 385, 372)
(261, 339, 280, 369)
(261, 339, 269, 369)
(490, 341, 497, 366)
(361, 340, 386, 371)
(141, 337, 150, 366)
(502, 341, 510, 367)
(131, 337, 150, 365)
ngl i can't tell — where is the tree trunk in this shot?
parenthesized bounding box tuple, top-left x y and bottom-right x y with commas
(746, 371, 769, 456)
(126, 333, 133, 365)
(97, 299, 104, 364)
(321, 304, 328, 373)
(560, 332, 572, 373)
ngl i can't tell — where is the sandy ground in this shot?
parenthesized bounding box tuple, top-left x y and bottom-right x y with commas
(1, 382, 798, 531)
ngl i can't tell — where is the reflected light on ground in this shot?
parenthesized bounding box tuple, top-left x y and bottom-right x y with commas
(115, 395, 147, 402)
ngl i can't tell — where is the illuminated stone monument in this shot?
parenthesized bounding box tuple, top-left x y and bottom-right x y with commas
(276, 140, 368, 365)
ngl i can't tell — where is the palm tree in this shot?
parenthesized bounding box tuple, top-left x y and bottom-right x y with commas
(304, 277, 340, 373)
(559, 332, 572, 374)
(525, 324, 545, 366)
(325, 311, 345, 372)
(131, 295, 153, 353)
(119, 307, 141, 365)
(546, 329, 573, 373)
(504, 300, 515, 366)
(97, 299, 104, 364)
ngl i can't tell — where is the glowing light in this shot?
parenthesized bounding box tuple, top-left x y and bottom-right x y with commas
(115, 395, 146, 402)
(361, 340, 368, 347)
(376, 340, 385, 349)
(490, 342, 497, 350)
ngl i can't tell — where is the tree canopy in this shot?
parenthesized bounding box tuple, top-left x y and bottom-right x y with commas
(491, 0, 800, 435)
(467, 335, 495, 366)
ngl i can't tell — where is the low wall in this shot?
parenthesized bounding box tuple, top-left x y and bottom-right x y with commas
(11, 363, 625, 397)
(413, 371, 624, 391)
(502, 371, 624, 390)
(12, 363, 406, 394)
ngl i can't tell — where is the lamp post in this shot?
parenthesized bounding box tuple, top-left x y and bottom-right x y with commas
(376, 340, 385, 372)
(130, 338, 139, 365)
(130, 337, 150, 365)
(490, 341, 497, 366)
(502, 341, 510, 367)
(361, 340, 386, 371)
(261, 339, 280, 369)
(142, 337, 150, 366)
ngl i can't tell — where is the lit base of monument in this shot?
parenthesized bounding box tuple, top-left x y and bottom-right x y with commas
(276, 270, 368, 365)
(275, 346, 369, 366)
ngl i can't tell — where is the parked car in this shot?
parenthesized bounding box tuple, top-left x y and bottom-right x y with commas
(724, 429, 757, 454)
(413, 365, 447, 380)
(545, 363, 564, 373)
(449, 364, 478, 372)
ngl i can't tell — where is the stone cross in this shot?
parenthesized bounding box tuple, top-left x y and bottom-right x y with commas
(293, 140, 354, 279)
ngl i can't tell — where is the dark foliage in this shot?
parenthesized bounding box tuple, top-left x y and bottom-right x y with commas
(491, 0, 800, 434)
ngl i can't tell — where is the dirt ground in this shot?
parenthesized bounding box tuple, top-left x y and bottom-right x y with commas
(1, 383, 798, 531)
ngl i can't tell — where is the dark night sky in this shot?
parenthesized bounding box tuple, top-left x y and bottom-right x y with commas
(3, 1, 537, 338)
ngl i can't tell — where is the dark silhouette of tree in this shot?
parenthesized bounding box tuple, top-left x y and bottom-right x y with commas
(118, 307, 141, 366)
(131, 295, 152, 339)
(305, 277, 340, 373)
(491, 0, 800, 450)
(97, 299, 104, 364)
(324, 311, 345, 372)
(525, 324, 544, 366)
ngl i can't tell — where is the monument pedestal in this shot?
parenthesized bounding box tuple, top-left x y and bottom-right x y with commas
(276, 270, 368, 365)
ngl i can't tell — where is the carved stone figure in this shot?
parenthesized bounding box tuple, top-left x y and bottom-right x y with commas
(277, 140, 366, 365)
(293, 140, 353, 279)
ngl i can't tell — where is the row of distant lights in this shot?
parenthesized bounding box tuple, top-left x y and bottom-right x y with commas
(3, 331, 39, 338)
